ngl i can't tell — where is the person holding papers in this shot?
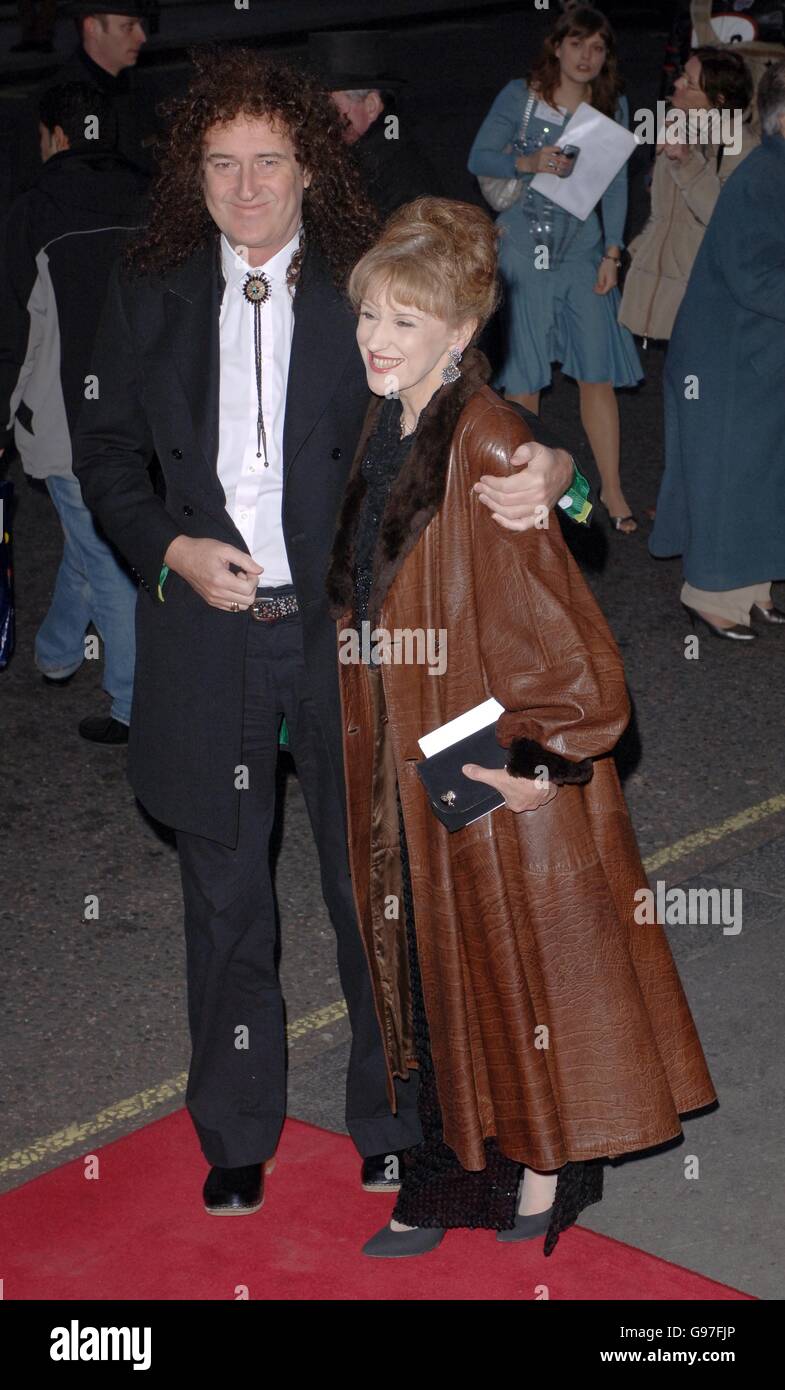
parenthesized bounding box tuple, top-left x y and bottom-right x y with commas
(468, 4, 643, 533)
(327, 196, 716, 1260)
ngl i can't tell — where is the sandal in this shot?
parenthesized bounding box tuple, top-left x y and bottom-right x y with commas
(599, 495, 638, 534)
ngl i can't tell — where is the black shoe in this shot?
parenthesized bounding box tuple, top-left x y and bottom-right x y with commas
(203, 1163, 264, 1216)
(681, 605, 756, 643)
(751, 602, 785, 626)
(496, 1204, 554, 1243)
(78, 715, 130, 743)
(362, 1222, 445, 1258)
(361, 1150, 405, 1192)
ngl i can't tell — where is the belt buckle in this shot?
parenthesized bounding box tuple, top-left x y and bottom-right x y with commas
(251, 597, 277, 623)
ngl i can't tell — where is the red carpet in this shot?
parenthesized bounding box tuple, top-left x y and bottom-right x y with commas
(1, 1113, 754, 1301)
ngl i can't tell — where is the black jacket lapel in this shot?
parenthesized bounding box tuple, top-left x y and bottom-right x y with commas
(162, 238, 223, 487)
(284, 243, 357, 485)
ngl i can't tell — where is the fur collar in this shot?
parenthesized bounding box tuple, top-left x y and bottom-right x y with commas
(326, 346, 491, 625)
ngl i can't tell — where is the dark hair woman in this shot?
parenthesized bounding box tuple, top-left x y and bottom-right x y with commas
(327, 196, 716, 1258)
(468, 4, 643, 534)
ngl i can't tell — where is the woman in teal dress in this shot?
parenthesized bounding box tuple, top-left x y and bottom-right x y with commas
(468, 4, 643, 533)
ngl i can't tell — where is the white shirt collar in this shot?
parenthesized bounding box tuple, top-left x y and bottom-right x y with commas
(220, 226, 302, 293)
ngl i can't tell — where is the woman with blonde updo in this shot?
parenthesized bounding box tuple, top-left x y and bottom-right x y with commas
(327, 196, 716, 1259)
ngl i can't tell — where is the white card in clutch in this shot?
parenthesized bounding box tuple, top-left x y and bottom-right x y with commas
(418, 698, 504, 759)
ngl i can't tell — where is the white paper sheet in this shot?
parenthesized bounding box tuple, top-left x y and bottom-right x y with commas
(418, 698, 504, 758)
(530, 101, 637, 221)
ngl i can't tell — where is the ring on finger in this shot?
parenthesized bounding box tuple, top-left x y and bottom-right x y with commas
(230, 601, 240, 613)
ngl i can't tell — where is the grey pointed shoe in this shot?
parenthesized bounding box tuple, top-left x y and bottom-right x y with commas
(496, 1204, 553, 1243)
(362, 1222, 446, 1258)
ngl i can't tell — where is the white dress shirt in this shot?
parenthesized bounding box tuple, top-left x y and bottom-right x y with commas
(216, 228, 300, 588)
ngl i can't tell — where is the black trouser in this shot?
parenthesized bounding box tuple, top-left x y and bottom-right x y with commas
(175, 604, 422, 1168)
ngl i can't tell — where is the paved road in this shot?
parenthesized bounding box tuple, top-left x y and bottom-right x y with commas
(2, 3, 784, 1299)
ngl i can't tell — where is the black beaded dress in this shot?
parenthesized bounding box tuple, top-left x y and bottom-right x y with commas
(352, 391, 604, 1253)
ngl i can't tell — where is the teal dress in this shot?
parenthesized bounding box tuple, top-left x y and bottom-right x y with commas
(468, 80, 643, 395)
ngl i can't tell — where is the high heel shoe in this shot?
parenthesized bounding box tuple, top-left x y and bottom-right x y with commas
(496, 1204, 554, 1243)
(362, 1222, 446, 1258)
(598, 494, 637, 534)
(682, 604, 756, 643)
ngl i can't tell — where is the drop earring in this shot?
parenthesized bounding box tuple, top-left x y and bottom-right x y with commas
(441, 346, 462, 384)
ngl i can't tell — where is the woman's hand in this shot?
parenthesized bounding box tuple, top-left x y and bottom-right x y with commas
(515, 145, 570, 176)
(462, 763, 560, 813)
(662, 141, 692, 164)
(593, 256, 619, 296)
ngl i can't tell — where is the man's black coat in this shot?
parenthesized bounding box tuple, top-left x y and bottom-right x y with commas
(72, 236, 566, 849)
(45, 46, 157, 175)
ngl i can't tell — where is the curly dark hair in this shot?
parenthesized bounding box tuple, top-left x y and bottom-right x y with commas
(529, 4, 624, 120)
(125, 45, 381, 288)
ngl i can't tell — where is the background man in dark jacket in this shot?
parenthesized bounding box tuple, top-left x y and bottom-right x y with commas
(0, 80, 148, 739)
(47, 1, 156, 173)
(309, 29, 443, 219)
(72, 49, 581, 1220)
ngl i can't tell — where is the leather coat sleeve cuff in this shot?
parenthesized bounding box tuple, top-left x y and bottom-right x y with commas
(505, 736, 594, 784)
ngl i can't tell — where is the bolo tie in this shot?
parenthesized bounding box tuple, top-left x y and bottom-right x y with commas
(241, 269, 272, 466)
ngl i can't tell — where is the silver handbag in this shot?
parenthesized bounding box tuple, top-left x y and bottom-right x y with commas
(478, 88, 536, 212)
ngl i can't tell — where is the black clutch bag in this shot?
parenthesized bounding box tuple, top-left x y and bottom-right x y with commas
(416, 724, 509, 832)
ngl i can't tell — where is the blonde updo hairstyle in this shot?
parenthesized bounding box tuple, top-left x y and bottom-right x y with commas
(347, 196, 500, 345)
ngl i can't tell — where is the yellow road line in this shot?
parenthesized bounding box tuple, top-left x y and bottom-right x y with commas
(0, 1001, 347, 1177)
(0, 1075, 189, 1174)
(285, 999, 348, 1042)
(4, 793, 783, 1178)
(642, 792, 785, 874)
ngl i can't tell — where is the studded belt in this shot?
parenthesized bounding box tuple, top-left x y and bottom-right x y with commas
(250, 589, 299, 623)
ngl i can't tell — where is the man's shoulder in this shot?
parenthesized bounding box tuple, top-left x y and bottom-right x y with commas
(713, 138, 772, 217)
(2, 164, 63, 258)
(118, 238, 218, 302)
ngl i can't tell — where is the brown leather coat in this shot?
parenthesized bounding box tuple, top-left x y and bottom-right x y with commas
(327, 349, 716, 1173)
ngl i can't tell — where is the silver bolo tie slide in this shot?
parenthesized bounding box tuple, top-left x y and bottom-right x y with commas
(242, 270, 272, 466)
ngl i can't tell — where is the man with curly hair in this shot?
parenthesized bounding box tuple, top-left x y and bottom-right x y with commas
(73, 47, 583, 1217)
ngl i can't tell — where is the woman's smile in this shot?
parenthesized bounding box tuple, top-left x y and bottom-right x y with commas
(367, 351, 405, 373)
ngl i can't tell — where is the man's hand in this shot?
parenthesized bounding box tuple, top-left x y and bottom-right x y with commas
(463, 763, 560, 813)
(473, 444, 573, 532)
(163, 536, 262, 610)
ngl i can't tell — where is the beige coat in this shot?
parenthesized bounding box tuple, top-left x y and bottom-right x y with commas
(619, 121, 758, 341)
